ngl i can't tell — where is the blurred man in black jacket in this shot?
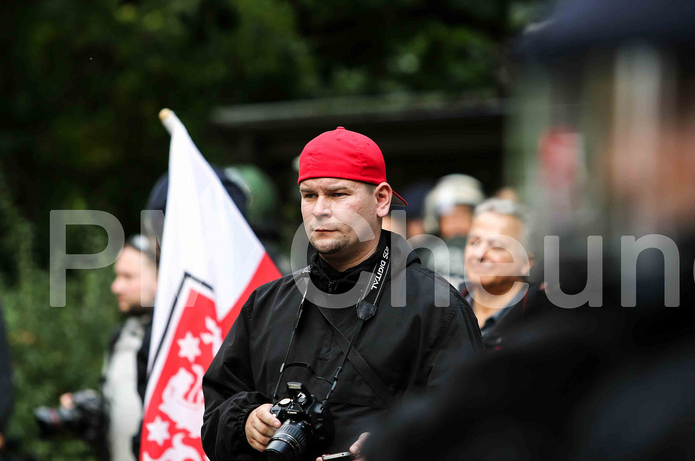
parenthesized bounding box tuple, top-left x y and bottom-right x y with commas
(366, 1, 695, 459)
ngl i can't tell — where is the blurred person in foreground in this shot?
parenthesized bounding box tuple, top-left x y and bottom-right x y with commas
(202, 127, 482, 461)
(54, 235, 157, 461)
(419, 174, 485, 288)
(0, 303, 12, 455)
(364, 0, 695, 459)
(0, 304, 32, 461)
(461, 199, 548, 350)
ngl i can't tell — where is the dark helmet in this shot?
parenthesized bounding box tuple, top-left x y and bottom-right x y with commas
(143, 166, 248, 242)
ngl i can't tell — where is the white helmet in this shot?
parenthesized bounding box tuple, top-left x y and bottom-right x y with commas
(423, 174, 485, 235)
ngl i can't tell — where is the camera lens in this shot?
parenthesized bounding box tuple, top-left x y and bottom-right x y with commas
(263, 420, 310, 461)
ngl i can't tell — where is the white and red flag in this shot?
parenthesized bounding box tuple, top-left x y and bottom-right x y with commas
(140, 109, 280, 461)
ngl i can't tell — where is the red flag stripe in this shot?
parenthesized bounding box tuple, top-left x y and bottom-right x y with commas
(220, 253, 281, 332)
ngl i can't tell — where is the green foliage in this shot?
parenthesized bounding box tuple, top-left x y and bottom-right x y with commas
(1, 0, 317, 257)
(1, 165, 120, 459)
(0, 0, 544, 257)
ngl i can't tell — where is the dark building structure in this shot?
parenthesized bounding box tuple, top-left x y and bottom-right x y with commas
(211, 93, 506, 199)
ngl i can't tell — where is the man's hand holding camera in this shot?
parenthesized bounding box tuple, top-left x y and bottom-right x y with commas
(245, 403, 281, 452)
(244, 401, 369, 460)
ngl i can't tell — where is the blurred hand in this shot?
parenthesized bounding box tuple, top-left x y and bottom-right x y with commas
(316, 432, 371, 461)
(350, 432, 370, 461)
(60, 392, 74, 409)
(245, 403, 281, 452)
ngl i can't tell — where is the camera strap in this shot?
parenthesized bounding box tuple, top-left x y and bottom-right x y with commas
(317, 244, 396, 407)
(272, 244, 396, 407)
(317, 309, 395, 407)
(272, 267, 312, 401)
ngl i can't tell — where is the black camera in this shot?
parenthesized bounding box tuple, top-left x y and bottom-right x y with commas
(34, 389, 107, 446)
(263, 382, 334, 461)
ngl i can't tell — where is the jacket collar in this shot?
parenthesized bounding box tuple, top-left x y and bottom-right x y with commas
(310, 231, 389, 294)
(307, 230, 419, 295)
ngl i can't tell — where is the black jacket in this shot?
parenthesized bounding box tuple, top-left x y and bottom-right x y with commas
(202, 231, 482, 461)
(365, 239, 695, 461)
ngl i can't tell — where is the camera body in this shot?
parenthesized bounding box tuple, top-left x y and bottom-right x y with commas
(34, 389, 107, 446)
(263, 382, 334, 461)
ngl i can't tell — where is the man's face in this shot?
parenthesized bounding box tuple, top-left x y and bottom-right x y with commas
(111, 246, 158, 313)
(300, 178, 380, 258)
(439, 204, 474, 240)
(464, 211, 530, 292)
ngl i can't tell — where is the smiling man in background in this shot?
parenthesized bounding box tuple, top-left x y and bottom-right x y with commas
(462, 199, 547, 349)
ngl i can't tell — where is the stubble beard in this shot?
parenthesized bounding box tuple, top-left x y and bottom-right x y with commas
(311, 236, 348, 255)
(309, 230, 356, 257)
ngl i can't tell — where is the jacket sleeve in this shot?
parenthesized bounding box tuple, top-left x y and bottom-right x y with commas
(423, 287, 483, 390)
(202, 291, 271, 461)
